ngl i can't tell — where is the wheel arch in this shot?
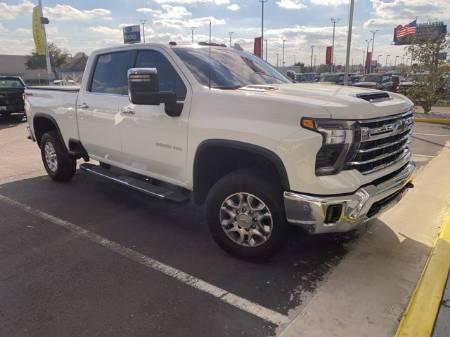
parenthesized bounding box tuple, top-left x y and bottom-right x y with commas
(193, 139, 290, 205)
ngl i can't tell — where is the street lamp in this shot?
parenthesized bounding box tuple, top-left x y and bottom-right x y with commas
(140, 19, 147, 43)
(344, 0, 355, 85)
(259, 0, 268, 59)
(369, 29, 379, 73)
(265, 39, 268, 61)
(385, 54, 390, 68)
(189, 27, 196, 43)
(310, 45, 315, 71)
(364, 39, 372, 74)
(282, 39, 287, 66)
(331, 17, 341, 73)
(394, 55, 399, 67)
(229, 32, 234, 47)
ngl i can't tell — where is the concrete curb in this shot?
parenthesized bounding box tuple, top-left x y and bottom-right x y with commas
(394, 207, 450, 337)
(415, 117, 450, 125)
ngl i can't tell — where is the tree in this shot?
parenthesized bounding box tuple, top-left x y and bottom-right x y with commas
(26, 43, 71, 74)
(406, 35, 450, 113)
(316, 64, 332, 73)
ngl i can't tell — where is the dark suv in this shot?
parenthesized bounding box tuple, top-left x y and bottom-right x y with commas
(0, 76, 26, 118)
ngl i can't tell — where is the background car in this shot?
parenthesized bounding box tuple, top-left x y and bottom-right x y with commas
(352, 73, 399, 92)
(0, 76, 26, 119)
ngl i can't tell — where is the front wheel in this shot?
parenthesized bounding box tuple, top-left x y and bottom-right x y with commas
(206, 170, 288, 259)
(40, 131, 76, 182)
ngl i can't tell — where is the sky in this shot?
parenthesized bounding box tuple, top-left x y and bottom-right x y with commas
(0, 0, 449, 67)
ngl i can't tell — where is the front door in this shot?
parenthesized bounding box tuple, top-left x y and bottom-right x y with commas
(119, 48, 191, 186)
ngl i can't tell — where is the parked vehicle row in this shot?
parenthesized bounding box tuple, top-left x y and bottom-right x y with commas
(25, 42, 415, 258)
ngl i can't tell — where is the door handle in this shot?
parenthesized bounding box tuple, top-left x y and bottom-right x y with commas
(121, 106, 135, 115)
(77, 103, 89, 110)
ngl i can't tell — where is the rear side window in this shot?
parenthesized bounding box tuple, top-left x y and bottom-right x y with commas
(135, 50, 187, 100)
(90, 51, 135, 95)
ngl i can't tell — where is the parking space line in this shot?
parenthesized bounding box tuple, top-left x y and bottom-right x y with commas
(0, 193, 290, 327)
(412, 154, 436, 158)
(414, 133, 450, 137)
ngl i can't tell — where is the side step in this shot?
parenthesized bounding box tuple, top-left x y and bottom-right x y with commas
(80, 163, 190, 203)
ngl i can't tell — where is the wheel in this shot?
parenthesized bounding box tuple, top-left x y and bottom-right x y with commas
(206, 170, 288, 259)
(40, 131, 76, 182)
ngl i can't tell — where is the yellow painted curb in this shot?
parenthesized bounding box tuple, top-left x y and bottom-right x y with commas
(415, 117, 450, 125)
(394, 207, 450, 337)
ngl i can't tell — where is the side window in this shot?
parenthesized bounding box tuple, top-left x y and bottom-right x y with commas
(90, 51, 135, 95)
(135, 50, 187, 100)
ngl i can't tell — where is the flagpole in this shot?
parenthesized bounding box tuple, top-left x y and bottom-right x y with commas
(38, 0, 53, 83)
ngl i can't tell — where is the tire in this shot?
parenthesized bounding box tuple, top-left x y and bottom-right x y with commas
(206, 170, 288, 259)
(40, 131, 76, 182)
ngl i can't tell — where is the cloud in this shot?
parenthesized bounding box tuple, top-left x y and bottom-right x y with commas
(44, 5, 111, 21)
(0, 0, 34, 20)
(276, 0, 307, 9)
(310, 0, 349, 6)
(227, 4, 240, 11)
(364, 0, 450, 29)
(154, 0, 230, 5)
(153, 16, 226, 28)
(0, 1, 111, 21)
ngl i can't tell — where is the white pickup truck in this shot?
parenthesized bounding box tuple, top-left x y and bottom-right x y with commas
(25, 43, 415, 258)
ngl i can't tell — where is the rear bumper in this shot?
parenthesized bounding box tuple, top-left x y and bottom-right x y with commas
(284, 162, 415, 234)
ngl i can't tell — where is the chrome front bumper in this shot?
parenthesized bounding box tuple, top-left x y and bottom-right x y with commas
(284, 162, 415, 234)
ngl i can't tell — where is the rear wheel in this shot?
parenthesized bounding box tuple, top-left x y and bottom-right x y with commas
(206, 170, 287, 259)
(40, 131, 76, 182)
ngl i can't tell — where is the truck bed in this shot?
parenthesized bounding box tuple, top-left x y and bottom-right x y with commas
(27, 86, 80, 92)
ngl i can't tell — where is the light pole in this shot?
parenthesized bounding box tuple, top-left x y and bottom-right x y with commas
(369, 29, 379, 73)
(310, 45, 315, 71)
(331, 18, 341, 73)
(229, 32, 234, 47)
(394, 55, 399, 67)
(385, 54, 390, 69)
(265, 39, 268, 61)
(259, 0, 268, 59)
(344, 0, 355, 85)
(38, 0, 53, 82)
(189, 27, 196, 43)
(140, 20, 147, 43)
(364, 39, 372, 74)
(276, 53, 279, 67)
(282, 39, 287, 66)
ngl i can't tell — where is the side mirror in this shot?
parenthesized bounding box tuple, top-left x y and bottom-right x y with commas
(127, 68, 177, 106)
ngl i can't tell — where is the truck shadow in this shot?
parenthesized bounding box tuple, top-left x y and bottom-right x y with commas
(0, 114, 25, 130)
(0, 171, 429, 315)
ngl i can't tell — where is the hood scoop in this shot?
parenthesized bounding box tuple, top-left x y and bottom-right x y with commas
(356, 92, 391, 102)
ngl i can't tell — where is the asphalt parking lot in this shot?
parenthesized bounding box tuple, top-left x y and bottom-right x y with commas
(0, 116, 449, 337)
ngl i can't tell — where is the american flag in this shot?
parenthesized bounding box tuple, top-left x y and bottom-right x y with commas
(396, 20, 417, 38)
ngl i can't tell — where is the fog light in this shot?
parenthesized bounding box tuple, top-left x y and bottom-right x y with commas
(325, 204, 343, 224)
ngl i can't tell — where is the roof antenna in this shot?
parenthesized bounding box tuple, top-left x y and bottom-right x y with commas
(208, 20, 212, 90)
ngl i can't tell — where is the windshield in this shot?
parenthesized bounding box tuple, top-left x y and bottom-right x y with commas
(173, 47, 290, 89)
(0, 79, 24, 88)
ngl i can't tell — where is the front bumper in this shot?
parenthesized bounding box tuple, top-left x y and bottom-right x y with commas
(284, 162, 415, 234)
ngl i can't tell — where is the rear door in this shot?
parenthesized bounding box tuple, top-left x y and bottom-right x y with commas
(77, 50, 135, 163)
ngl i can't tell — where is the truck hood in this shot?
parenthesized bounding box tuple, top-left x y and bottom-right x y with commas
(237, 83, 412, 119)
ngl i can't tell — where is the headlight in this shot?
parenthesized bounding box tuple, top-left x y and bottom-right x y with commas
(301, 118, 356, 176)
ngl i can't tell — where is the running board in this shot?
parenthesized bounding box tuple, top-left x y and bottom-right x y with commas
(80, 163, 190, 203)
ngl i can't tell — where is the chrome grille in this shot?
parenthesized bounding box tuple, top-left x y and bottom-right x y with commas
(347, 111, 414, 174)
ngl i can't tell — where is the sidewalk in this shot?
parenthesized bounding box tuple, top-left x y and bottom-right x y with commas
(277, 140, 450, 337)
